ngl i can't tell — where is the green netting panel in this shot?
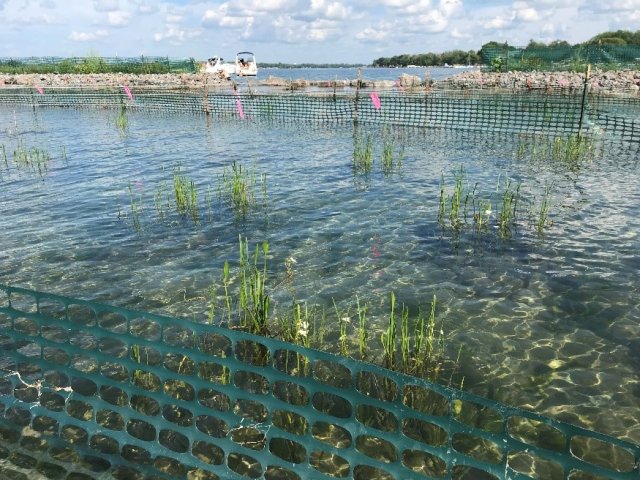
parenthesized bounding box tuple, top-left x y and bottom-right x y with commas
(0, 284, 638, 480)
(0, 86, 638, 141)
(0, 56, 197, 74)
(481, 45, 640, 71)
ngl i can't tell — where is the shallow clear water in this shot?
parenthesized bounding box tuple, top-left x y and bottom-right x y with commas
(1, 105, 639, 444)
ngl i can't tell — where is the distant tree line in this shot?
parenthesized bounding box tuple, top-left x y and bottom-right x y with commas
(372, 29, 640, 67)
(372, 50, 480, 67)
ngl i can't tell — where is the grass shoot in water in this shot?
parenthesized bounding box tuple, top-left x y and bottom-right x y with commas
(535, 183, 553, 235)
(172, 166, 199, 222)
(208, 238, 455, 387)
(127, 181, 142, 232)
(353, 129, 373, 174)
(115, 102, 128, 132)
(380, 129, 404, 175)
(218, 161, 265, 217)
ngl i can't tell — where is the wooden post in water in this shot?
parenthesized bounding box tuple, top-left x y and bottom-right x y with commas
(354, 67, 361, 126)
(425, 67, 430, 95)
(203, 74, 210, 116)
(578, 63, 591, 137)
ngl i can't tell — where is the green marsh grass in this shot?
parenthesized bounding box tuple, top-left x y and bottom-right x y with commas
(380, 130, 404, 175)
(438, 166, 557, 241)
(206, 241, 462, 462)
(237, 236, 270, 334)
(209, 237, 455, 387)
(535, 184, 553, 235)
(10, 139, 51, 177)
(172, 166, 199, 222)
(516, 133, 596, 171)
(115, 102, 128, 133)
(353, 130, 373, 174)
(218, 161, 265, 217)
(127, 181, 142, 232)
(439, 165, 474, 230)
(496, 176, 521, 238)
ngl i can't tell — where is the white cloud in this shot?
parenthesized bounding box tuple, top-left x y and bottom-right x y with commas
(93, 0, 119, 12)
(231, 0, 299, 14)
(483, 13, 515, 30)
(69, 29, 109, 41)
(439, 0, 462, 17)
(202, 7, 253, 30)
(306, 0, 352, 20)
(11, 12, 59, 25)
(166, 14, 183, 24)
(579, 0, 640, 14)
(411, 10, 449, 31)
(154, 27, 201, 44)
(378, 0, 421, 8)
(356, 25, 390, 42)
(451, 27, 471, 39)
(107, 11, 131, 27)
(270, 15, 343, 43)
(135, 1, 158, 14)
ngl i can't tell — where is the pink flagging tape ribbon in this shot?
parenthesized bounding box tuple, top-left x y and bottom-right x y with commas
(35, 87, 44, 95)
(233, 89, 245, 119)
(123, 85, 133, 100)
(369, 92, 381, 111)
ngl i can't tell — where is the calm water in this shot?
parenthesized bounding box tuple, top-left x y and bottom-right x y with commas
(255, 66, 474, 82)
(1, 105, 639, 444)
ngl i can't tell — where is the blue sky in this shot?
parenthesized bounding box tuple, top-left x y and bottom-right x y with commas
(1, 0, 638, 63)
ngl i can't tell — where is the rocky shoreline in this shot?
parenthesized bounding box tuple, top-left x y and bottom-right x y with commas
(1, 69, 639, 93)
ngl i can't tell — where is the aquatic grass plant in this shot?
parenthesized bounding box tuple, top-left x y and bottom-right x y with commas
(127, 181, 143, 232)
(9, 139, 52, 177)
(439, 165, 475, 230)
(218, 161, 266, 217)
(209, 237, 454, 387)
(201, 238, 465, 464)
(352, 130, 373, 174)
(172, 166, 199, 222)
(438, 166, 555, 241)
(380, 135, 404, 175)
(115, 102, 128, 133)
(237, 236, 270, 335)
(535, 183, 553, 236)
(515, 133, 596, 170)
(496, 176, 522, 238)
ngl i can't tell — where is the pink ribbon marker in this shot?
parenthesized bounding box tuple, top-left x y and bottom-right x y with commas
(369, 92, 381, 111)
(123, 85, 133, 100)
(235, 98, 245, 119)
(233, 90, 245, 119)
(35, 87, 44, 95)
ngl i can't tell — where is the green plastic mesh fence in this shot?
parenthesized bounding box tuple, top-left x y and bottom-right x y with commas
(0, 85, 639, 142)
(0, 284, 638, 480)
(0, 56, 197, 74)
(481, 45, 640, 71)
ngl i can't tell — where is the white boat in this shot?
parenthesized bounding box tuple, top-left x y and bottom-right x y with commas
(204, 52, 258, 77)
(235, 51, 257, 76)
(204, 56, 236, 77)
